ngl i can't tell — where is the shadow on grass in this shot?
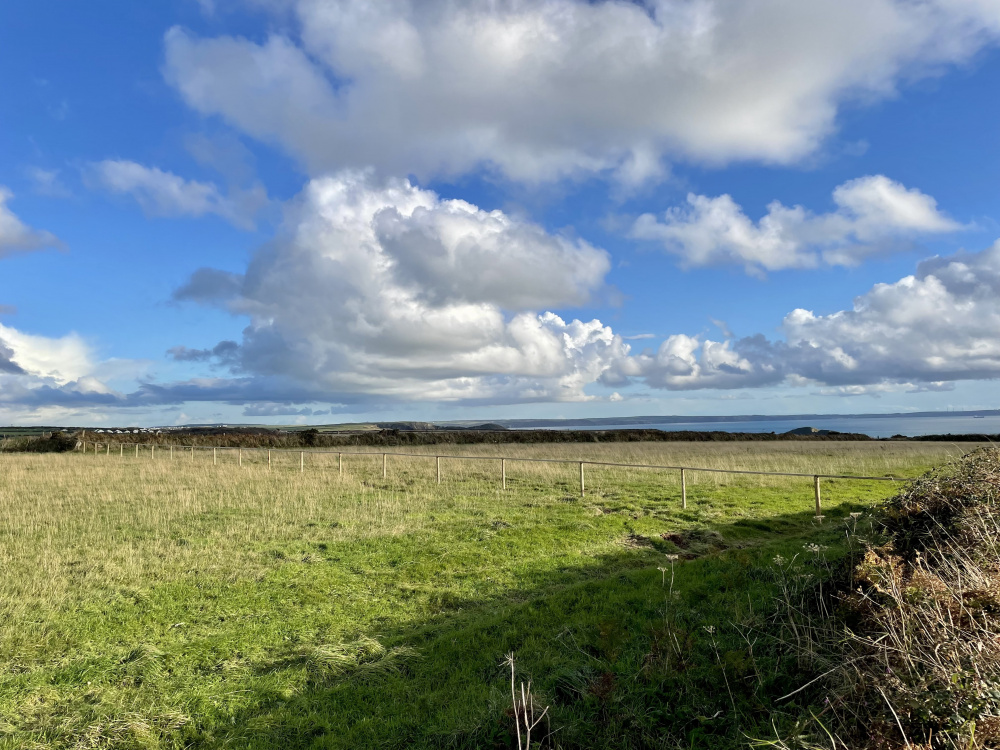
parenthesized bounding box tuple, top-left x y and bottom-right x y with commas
(193, 502, 866, 750)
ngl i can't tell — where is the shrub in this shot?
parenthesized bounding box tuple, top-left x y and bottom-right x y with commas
(3, 432, 77, 453)
(780, 448, 1000, 749)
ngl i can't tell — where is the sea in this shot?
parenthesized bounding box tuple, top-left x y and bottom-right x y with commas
(541, 415, 1000, 439)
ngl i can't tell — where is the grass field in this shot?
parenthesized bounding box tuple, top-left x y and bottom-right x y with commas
(0, 441, 978, 749)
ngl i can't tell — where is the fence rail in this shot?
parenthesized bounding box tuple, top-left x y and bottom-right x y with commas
(77, 441, 906, 519)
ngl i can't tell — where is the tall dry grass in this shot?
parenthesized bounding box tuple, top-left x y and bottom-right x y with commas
(364, 439, 967, 482)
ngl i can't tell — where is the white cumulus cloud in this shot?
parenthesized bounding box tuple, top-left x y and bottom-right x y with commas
(780, 242, 1000, 384)
(0, 323, 94, 385)
(612, 240, 1000, 390)
(164, 0, 1000, 183)
(630, 175, 960, 274)
(172, 170, 624, 403)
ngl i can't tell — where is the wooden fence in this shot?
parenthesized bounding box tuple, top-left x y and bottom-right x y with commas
(78, 441, 905, 520)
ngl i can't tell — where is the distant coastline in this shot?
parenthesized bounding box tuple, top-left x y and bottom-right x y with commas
(440, 409, 1000, 430)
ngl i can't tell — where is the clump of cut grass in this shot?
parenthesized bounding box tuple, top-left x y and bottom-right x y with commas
(72, 710, 190, 748)
(774, 447, 1000, 750)
(118, 643, 167, 682)
(306, 637, 421, 685)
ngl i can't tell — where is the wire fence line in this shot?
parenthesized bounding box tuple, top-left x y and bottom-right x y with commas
(77, 440, 906, 519)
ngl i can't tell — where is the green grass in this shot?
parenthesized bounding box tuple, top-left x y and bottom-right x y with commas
(0, 442, 975, 749)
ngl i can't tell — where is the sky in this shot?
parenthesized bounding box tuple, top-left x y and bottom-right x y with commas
(1, 0, 1000, 427)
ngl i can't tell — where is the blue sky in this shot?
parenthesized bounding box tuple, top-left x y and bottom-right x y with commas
(1, 0, 999, 426)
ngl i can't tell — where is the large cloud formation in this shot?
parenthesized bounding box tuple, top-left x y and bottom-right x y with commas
(8, 223, 1000, 414)
(173, 170, 626, 403)
(164, 0, 1000, 183)
(162, 169, 1000, 408)
(631, 175, 960, 274)
(611, 241, 1000, 390)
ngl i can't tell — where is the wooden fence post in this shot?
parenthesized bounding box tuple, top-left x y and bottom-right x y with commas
(151, 445, 155, 459)
(580, 462, 585, 497)
(339, 453, 343, 475)
(814, 476, 823, 520)
(268, 450, 271, 471)
(170, 445, 173, 460)
(382, 453, 387, 479)
(681, 468, 687, 509)
(436, 456, 441, 485)
(300, 452, 304, 473)
(120, 444, 123, 458)
(107, 443, 110, 456)
(214, 447, 217, 466)
(135, 444, 138, 458)
(238, 448, 242, 467)
(501, 458, 506, 490)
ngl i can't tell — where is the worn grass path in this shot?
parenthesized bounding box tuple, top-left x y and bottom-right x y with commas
(0, 442, 974, 749)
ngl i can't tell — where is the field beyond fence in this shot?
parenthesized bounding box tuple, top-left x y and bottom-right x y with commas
(80, 438, 947, 517)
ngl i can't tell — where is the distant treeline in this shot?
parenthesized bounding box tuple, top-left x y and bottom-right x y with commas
(282, 428, 881, 446)
(4, 427, 997, 453)
(39, 427, 874, 450)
